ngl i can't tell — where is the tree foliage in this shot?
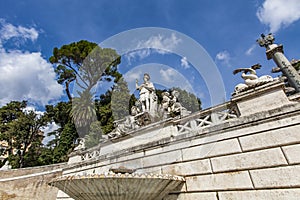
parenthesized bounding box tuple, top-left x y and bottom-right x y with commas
(0, 101, 49, 168)
(45, 102, 78, 163)
(80, 46, 122, 91)
(93, 77, 132, 136)
(111, 77, 132, 120)
(71, 90, 97, 136)
(50, 40, 123, 141)
(0, 40, 131, 168)
(49, 40, 97, 101)
(156, 87, 201, 113)
(293, 61, 300, 71)
(95, 90, 114, 135)
(84, 121, 103, 149)
(49, 40, 122, 101)
(171, 87, 202, 112)
(52, 123, 77, 163)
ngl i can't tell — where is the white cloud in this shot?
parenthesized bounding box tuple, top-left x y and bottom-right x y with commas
(180, 56, 190, 69)
(159, 68, 178, 83)
(158, 68, 195, 94)
(0, 20, 62, 106)
(216, 50, 231, 67)
(0, 50, 63, 106)
(257, 0, 300, 33)
(126, 49, 151, 62)
(123, 64, 195, 95)
(245, 44, 256, 56)
(0, 19, 38, 46)
(42, 122, 60, 145)
(42, 122, 60, 134)
(126, 33, 182, 62)
(23, 106, 44, 116)
(124, 70, 143, 83)
(216, 50, 230, 61)
(138, 33, 181, 53)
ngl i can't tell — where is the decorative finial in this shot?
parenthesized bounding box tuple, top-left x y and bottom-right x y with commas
(257, 33, 275, 48)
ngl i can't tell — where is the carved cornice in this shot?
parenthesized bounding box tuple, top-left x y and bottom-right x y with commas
(266, 44, 283, 60)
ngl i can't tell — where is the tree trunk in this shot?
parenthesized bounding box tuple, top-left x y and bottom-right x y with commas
(66, 81, 72, 102)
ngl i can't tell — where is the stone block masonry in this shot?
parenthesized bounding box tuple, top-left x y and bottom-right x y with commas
(1, 81, 300, 199)
(58, 81, 300, 200)
(0, 163, 66, 200)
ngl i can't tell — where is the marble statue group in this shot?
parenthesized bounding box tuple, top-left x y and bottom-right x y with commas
(108, 73, 190, 139)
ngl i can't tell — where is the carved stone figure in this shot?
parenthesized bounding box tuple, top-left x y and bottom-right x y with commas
(74, 138, 86, 151)
(159, 91, 171, 119)
(136, 73, 156, 112)
(131, 105, 141, 116)
(158, 89, 191, 118)
(168, 90, 181, 114)
(0, 161, 11, 170)
(108, 115, 139, 139)
(134, 111, 151, 126)
(161, 91, 170, 111)
(233, 64, 273, 94)
(108, 73, 193, 139)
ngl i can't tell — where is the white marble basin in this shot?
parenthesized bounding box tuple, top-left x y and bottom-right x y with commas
(49, 173, 185, 200)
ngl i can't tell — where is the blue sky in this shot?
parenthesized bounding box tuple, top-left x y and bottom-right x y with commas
(0, 0, 300, 109)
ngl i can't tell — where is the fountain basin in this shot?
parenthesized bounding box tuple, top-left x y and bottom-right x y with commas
(49, 173, 185, 200)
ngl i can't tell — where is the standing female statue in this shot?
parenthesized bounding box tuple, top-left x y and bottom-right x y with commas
(136, 73, 155, 112)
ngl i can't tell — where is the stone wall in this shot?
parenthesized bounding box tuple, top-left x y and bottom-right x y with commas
(1, 82, 300, 200)
(0, 163, 66, 200)
(60, 82, 300, 200)
(164, 105, 300, 199)
(61, 105, 300, 199)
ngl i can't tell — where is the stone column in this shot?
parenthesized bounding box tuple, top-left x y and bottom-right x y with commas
(257, 34, 300, 93)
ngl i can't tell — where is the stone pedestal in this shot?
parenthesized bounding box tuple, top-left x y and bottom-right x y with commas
(68, 154, 82, 164)
(231, 81, 291, 116)
(68, 151, 83, 164)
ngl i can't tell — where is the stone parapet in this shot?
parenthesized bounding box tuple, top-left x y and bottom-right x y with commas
(0, 163, 66, 200)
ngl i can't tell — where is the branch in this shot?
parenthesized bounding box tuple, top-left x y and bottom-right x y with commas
(66, 62, 89, 88)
